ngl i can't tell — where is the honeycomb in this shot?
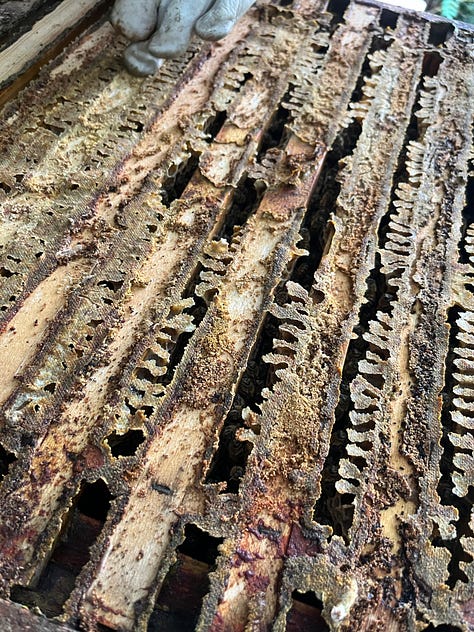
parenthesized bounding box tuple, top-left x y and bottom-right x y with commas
(0, 0, 473, 630)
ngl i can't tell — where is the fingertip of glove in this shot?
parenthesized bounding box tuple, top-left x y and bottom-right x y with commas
(195, 16, 234, 40)
(147, 40, 188, 58)
(123, 43, 164, 76)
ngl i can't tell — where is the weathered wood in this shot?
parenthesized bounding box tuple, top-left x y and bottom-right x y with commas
(0, 1, 60, 51)
(0, 0, 113, 98)
(0, 597, 75, 632)
(0, 1, 473, 631)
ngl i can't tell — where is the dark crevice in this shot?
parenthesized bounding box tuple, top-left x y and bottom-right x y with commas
(160, 295, 208, 390)
(161, 153, 200, 207)
(346, 27, 399, 116)
(177, 524, 222, 565)
(286, 591, 329, 632)
(129, 263, 208, 415)
(326, 0, 350, 26)
(218, 177, 265, 243)
(148, 525, 222, 632)
(97, 279, 124, 293)
(422, 51, 443, 78)
(379, 117, 419, 244)
(206, 118, 364, 493)
(288, 125, 362, 296)
(205, 110, 227, 141)
(106, 429, 146, 457)
(11, 479, 114, 617)
(376, 38, 442, 242)
(204, 315, 278, 492)
(41, 120, 65, 136)
(312, 40, 446, 541)
(436, 305, 474, 588)
(380, 8, 399, 30)
(312, 255, 390, 544)
(422, 626, 463, 632)
(161, 112, 228, 207)
(428, 21, 455, 47)
(120, 118, 144, 133)
(0, 444, 16, 482)
(458, 177, 474, 264)
(256, 95, 292, 161)
(221, 71, 253, 94)
(75, 479, 112, 521)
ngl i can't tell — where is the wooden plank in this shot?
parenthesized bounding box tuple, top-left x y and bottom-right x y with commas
(0, 597, 75, 632)
(0, 0, 113, 99)
(0, 1, 60, 51)
(0, 1, 472, 631)
(204, 13, 427, 631)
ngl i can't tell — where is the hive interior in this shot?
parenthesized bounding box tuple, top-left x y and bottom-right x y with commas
(0, 0, 473, 630)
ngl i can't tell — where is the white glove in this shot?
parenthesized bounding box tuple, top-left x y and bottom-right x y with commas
(111, 0, 255, 75)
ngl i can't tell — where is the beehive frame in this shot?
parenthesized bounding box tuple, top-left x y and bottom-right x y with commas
(0, 0, 473, 630)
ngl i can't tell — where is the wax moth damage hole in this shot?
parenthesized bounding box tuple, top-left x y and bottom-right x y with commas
(148, 525, 223, 631)
(142, 293, 208, 393)
(286, 591, 329, 632)
(11, 479, 114, 617)
(106, 428, 146, 457)
(97, 279, 124, 293)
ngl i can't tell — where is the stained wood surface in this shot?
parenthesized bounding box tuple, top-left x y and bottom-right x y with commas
(0, 0, 113, 96)
(0, 0, 60, 50)
(0, 0, 473, 631)
(0, 597, 75, 632)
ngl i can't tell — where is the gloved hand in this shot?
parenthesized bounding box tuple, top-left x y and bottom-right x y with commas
(111, 0, 255, 76)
